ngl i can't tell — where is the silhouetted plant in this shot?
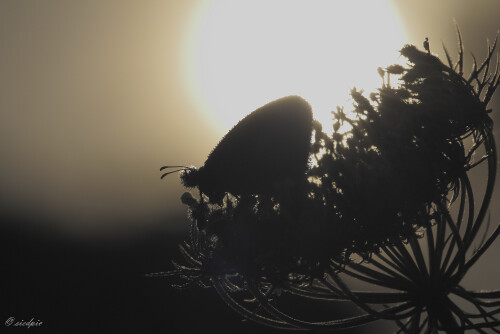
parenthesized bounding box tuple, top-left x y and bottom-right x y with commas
(153, 29, 500, 333)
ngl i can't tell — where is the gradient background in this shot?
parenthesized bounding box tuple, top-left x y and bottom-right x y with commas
(1, 1, 499, 333)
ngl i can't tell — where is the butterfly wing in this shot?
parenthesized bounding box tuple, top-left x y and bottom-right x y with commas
(199, 95, 313, 198)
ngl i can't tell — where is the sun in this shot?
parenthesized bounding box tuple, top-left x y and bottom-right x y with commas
(184, 0, 406, 133)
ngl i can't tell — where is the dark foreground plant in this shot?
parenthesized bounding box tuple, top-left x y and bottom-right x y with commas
(152, 30, 500, 333)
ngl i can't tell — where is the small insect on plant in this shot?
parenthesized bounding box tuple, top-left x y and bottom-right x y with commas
(161, 95, 313, 204)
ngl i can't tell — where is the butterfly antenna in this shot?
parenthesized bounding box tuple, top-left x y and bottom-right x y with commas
(160, 165, 190, 179)
(161, 168, 187, 179)
(160, 165, 189, 171)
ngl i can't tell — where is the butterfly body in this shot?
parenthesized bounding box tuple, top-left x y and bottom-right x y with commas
(173, 96, 313, 203)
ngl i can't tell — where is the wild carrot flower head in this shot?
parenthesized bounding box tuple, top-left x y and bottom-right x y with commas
(155, 29, 500, 333)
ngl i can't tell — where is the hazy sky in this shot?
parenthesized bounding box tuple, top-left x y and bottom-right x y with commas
(1, 0, 499, 240)
(2, 3, 500, 333)
(0, 0, 212, 235)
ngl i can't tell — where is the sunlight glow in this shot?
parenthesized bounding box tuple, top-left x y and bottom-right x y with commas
(185, 0, 407, 133)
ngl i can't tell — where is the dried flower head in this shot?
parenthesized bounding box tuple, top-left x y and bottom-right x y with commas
(154, 28, 500, 333)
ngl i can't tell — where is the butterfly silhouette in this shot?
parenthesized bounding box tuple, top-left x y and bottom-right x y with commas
(162, 95, 313, 203)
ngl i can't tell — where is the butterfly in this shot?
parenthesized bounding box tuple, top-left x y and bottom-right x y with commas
(162, 95, 313, 203)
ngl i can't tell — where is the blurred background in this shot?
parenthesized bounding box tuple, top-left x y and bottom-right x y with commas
(1, 0, 499, 332)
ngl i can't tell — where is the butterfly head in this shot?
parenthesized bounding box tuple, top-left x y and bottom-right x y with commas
(159, 165, 204, 191)
(179, 167, 203, 188)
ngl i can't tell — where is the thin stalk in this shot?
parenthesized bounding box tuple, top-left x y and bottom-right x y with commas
(213, 277, 299, 330)
(247, 281, 384, 331)
(333, 261, 412, 291)
(381, 245, 418, 280)
(324, 267, 417, 321)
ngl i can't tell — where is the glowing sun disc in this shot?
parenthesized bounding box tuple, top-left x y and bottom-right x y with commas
(184, 0, 407, 133)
